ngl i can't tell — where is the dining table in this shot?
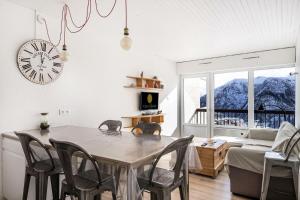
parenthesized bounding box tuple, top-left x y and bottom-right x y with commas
(3, 125, 200, 200)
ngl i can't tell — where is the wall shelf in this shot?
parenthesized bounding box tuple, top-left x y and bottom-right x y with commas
(122, 114, 164, 128)
(124, 75, 163, 91)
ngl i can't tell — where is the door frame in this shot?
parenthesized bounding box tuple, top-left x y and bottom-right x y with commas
(180, 73, 212, 137)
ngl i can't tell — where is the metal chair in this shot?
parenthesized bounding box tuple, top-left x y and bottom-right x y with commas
(261, 129, 300, 200)
(15, 132, 62, 200)
(49, 139, 117, 200)
(131, 122, 161, 135)
(137, 135, 194, 200)
(98, 120, 122, 132)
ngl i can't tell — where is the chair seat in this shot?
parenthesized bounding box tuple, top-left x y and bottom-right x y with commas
(265, 152, 300, 163)
(62, 170, 113, 191)
(31, 158, 62, 173)
(138, 167, 183, 188)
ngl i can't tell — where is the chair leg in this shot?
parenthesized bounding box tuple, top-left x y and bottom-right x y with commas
(94, 194, 101, 200)
(23, 172, 31, 200)
(36, 173, 48, 200)
(162, 190, 171, 200)
(150, 191, 158, 200)
(50, 174, 60, 200)
(60, 184, 67, 200)
(291, 165, 299, 200)
(261, 160, 272, 200)
(111, 178, 117, 200)
(79, 191, 89, 200)
(179, 183, 186, 200)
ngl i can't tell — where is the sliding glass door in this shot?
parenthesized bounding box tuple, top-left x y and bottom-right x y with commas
(181, 66, 296, 138)
(181, 74, 210, 137)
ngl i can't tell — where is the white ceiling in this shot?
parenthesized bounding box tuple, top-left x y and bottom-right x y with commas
(6, 0, 300, 62)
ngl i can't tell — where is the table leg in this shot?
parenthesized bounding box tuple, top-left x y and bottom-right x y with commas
(127, 167, 141, 200)
(183, 151, 189, 200)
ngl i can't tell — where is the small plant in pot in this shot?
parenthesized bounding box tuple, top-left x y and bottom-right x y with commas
(40, 113, 50, 130)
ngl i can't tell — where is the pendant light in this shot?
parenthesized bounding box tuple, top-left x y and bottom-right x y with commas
(42, 0, 132, 63)
(120, 0, 132, 50)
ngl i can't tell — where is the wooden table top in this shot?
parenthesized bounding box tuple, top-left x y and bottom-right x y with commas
(2, 126, 176, 167)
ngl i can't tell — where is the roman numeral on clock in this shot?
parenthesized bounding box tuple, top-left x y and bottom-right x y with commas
(29, 70, 37, 80)
(31, 43, 39, 51)
(48, 73, 53, 80)
(40, 42, 47, 52)
(39, 73, 44, 83)
(53, 62, 62, 67)
(52, 55, 60, 60)
(21, 58, 30, 63)
(22, 63, 32, 71)
(52, 68, 59, 74)
(24, 49, 33, 55)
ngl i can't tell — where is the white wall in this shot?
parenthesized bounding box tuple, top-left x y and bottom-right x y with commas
(296, 29, 300, 128)
(0, 0, 178, 133)
(0, 1, 178, 197)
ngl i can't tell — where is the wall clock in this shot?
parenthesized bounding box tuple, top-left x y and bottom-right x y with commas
(17, 39, 63, 85)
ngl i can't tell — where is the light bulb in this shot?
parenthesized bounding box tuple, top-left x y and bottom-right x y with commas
(120, 27, 132, 50)
(60, 44, 69, 62)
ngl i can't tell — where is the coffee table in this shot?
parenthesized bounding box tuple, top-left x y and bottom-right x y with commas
(191, 138, 229, 178)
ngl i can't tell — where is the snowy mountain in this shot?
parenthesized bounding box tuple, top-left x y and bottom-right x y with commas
(200, 76, 295, 111)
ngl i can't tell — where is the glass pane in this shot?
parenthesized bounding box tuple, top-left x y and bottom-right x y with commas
(254, 67, 296, 128)
(183, 77, 207, 124)
(214, 71, 248, 128)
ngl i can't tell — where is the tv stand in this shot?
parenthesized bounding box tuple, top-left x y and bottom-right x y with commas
(122, 114, 164, 128)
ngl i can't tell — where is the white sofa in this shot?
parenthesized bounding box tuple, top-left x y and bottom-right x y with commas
(224, 127, 297, 200)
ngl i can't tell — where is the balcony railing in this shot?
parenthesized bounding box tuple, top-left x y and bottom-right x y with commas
(188, 108, 295, 128)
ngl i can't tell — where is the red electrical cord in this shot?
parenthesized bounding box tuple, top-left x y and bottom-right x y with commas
(95, 0, 117, 18)
(125, 0, 128, 28)
(42, 0, 127, 47)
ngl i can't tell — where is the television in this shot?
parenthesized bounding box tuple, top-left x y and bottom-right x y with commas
(139, 92, 159, 110)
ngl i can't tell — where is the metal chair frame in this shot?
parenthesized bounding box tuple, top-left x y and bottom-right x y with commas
(49, 139, 117, 200)
(15, 132, 61, 200)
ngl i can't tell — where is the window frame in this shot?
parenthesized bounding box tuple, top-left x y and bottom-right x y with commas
(180, 63, 296, 137)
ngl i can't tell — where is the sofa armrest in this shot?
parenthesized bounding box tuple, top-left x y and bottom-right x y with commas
(247, 128, 278, 141)
(225, 147, 266, 175)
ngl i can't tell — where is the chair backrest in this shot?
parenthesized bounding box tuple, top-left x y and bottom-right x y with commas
(49, 139, 102, 189)
(149, 135, 194, 185)
(98, 120, 122, 131)
(131, 122, 161, 135)
(283, 129, 300, 161)
(15, 132, 54, 172)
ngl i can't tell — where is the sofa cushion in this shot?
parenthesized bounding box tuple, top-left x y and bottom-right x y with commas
(248, 128, 277, 141)
(271, 122, 299, 155)
(225, 146, 291, 178)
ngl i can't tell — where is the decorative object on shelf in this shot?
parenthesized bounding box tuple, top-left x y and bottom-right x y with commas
(122, 114, 164, 128)
(40, 113, 50, 130)
(17, 39, 63, 85)
(157, 110, 162, 114)
(124, 75, 163, 91)
(40, 0, 132, 62)
(160, 84, 164, 89)
(140, 71, 144, 78)
(153, 76, 157, 79)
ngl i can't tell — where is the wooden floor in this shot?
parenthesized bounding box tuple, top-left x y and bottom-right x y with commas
(101, 169, 254, 200)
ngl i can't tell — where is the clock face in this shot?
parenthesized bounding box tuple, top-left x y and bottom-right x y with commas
(17, 39, 63, 85)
